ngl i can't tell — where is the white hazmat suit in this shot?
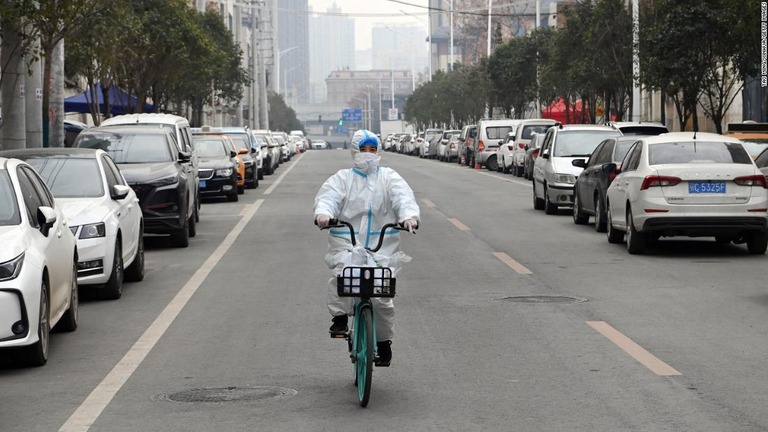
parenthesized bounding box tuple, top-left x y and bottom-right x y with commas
(313, 130, 420, 341)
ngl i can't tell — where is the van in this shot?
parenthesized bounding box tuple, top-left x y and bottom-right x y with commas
(101, 114, 200, 219)
(474, 119, 523, 171)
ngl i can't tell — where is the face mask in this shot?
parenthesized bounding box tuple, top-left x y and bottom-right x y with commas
(354, 152, 380, 174)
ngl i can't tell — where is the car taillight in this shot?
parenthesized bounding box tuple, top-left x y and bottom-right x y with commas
(640, 175, 681, 190)
(734, 175, 768, 188)
(478, 140, 485, 151)
(518, 143, 525, 149)
(507, 145, 514, 151)
(532, 149, 539, 158)
(449, 143, 455, 149)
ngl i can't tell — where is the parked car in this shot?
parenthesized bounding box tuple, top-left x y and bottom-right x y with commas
(218, 127, 259, 189)
(192, 129, 246, 194)
(725, 122, 768, 159)
(458, 125, 477, 166)
(524, 132, 546, 180)
(253, 130, 280, 174)
(64, 119, 88, 147)
(101, 113, 199, 221)
(443, 133, 462, 162)
(191, 134, 241, 202)
(0, 157, 79, 366)
(475, 119, 522, 171)
(422, 128, 443, 159)
(605, 132, 768, 254)
(506, 119, 558, 176)
(437, 129, 461, 161)
(532, 124, 621, 214)
(605, 121, 668, 137)
(75, 126, 198, 247)
(0, 148, 145, 300)
(251, 132, 274, 176)
(570, 136, 639, 231)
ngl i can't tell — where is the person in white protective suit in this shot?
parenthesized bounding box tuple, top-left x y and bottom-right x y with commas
(314, 129, 420, 366)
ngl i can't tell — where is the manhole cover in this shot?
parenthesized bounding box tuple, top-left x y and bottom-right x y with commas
(163, 386, 297, 403)
(497, 295, 587, 304)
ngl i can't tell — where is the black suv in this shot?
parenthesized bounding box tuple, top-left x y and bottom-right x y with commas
(74, 125, 197, 247)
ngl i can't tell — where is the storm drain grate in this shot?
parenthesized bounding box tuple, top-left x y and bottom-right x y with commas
(497, 295, 587, 304)
(163, 386, 297, 403)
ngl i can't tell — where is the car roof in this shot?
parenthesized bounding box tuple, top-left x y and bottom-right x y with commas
(0, 148, 100, 159)
(558, 124, 618, 131)
(641, 132, 744, 145)
(101, 113, 189, 126)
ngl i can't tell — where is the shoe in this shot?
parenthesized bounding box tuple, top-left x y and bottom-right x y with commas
(375, 340, 392, 367)
(329, 315, 348, 336)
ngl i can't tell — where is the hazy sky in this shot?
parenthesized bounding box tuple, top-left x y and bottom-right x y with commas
(307, 0, 429, 50)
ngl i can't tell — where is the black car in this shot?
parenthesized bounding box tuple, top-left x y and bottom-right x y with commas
(192, 135, 240, 202)
(571, 136, 640, 232)
(219, 127, 259, 189)
(74, 125, 197, 247)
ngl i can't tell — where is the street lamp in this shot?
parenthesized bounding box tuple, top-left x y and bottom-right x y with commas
(399, 9, 431, 80)
(277, 46, 299, 100)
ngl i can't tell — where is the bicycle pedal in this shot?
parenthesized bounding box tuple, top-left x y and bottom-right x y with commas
(330, 331, 348, 339)
(374, 359, 391, 367)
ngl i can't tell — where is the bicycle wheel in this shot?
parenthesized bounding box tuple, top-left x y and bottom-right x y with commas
(356, 306, 374, 407)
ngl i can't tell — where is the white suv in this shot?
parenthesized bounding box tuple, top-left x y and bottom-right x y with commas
(506, 119, 557, 176)
(532, 124, 621, 214)
(474, 119, 522, 171)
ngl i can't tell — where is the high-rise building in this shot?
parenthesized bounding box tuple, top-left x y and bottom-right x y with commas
(308, 2, 355, 104)
(371, 25, 428, 74)
(277, 0, 309, 105)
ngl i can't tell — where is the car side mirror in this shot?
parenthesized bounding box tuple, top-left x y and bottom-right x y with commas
(112, 184, 131, 200)
(251, 147, 257, 153)
(230, 150, 238, 158)
(541, 151, 550, 159)
(571, 159, 587, 168)
(603, 163, 618, 174)
(238, 148, 249, 155)
(179, 151, 192, 162)
(37, 206, 57, 237)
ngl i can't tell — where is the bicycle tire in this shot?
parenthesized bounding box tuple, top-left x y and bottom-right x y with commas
(356, 306, 374, 407)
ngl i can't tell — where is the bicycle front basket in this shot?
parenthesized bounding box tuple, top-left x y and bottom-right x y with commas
(337, 266, 396, 298)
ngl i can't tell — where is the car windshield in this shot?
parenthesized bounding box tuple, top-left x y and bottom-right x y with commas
(24, 158, 104, 198)
(76, 131, 172, 163)
(554, 131, 621, 157)
(739, 140, 768, 158)
(614, 141, 635, 162)
(0, 170, 21, 226)
(649, 141, 753, 165)
(225, 134, 249, 150)
(194, 138, 229, 158)
(486, 126, 514, 140)
(521, 125, 551, 140)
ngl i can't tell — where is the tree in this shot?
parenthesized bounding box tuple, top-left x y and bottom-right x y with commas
(268, 91, 302, 132)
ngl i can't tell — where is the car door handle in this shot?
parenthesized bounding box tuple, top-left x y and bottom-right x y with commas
(57, 230, 62, 238)
(117, 212, 121, 217)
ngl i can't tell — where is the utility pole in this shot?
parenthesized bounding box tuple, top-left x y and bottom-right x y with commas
(251, 0, 260, 129)
(631, 0, 641, 122)
(25, 34, 43, 148)
(49, 40, 65, 147)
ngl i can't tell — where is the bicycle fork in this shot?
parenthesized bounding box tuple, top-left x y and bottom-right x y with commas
(349, 300, 378, 364)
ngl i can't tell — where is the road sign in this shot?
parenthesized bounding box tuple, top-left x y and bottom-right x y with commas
(388, 108, 399, 121)
(342, 108, 362, 122)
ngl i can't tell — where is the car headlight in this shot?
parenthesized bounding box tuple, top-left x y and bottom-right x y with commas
(79, 222, 106, 239)
(0, 252, 24, 281)
(553, 173, 577, 184)
(151, 174, 179, 186)
(215, 168, 233, 177)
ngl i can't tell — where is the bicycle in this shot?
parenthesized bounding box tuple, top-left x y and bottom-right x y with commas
(317, 218, 415, 407)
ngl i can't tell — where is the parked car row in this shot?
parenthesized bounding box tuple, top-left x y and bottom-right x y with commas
(0, 113, 300, 367)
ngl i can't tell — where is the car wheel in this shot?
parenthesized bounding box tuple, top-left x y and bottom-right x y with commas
(606, 203, 624, 244)
(543, 186, 558, 215)
(102, 239, 123, 300)
(237, 185, 244, 195)
(188, 214, 197, 238)
(747, 231, 768, 254)
(594, 194, 607, 233)
(20, 281, 50, 367)
(170, 218, 190, 248)
(626, 208, 647, 254)
(258, 168, 264, 180)
(533, 181, 545, 210)
(572, 192, 589, 224)
(486, 155, 498, 171)
(57, 259, 79, 332)
(125, 227, 145, 282)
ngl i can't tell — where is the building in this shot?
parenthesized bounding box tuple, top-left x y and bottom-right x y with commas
(308, 3, 355, 104)
(276, 0, 309, 105)
(371, 25, 429, 75)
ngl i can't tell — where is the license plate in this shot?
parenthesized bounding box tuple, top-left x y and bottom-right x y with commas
(199, 180, 207, 188)
(688, 181, 725, 194)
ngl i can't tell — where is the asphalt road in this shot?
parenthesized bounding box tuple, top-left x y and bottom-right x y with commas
(2, 148, 768, 432)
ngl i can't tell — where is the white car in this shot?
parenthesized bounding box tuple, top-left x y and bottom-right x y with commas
(312, 140, 328, 150)
(605, 132, 768, 254)
(6, 149, 145, 300)
(0, 157, 78, 367)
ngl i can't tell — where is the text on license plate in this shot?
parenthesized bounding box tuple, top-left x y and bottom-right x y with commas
(199, 180, 207, 188)
(688, 181, 725, 194)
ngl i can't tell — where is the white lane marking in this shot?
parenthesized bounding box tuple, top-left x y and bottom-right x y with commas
(448, 218, 471, 231)
(587, 321, 682, 377)
(58, 200, 265, 432)
(239, 203, 252, 217)
(423, 199, 436, 208)
(493, 252, 533, 274)
(263, 153, 303, 195)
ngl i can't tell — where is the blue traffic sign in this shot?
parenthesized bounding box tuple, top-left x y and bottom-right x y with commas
(342, 108, 362, 122)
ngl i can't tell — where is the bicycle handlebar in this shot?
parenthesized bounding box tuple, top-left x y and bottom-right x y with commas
(315, 218, 417, 252)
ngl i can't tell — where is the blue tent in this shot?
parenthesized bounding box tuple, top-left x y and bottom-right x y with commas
(64, 84, 153, 115)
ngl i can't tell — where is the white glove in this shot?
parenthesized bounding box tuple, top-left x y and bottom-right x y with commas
(402, 218, 418, 233)
(315, 214, 331, 228)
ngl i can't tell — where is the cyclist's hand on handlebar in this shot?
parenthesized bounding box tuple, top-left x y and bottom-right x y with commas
(401, 218, 419, 234)
(315, 214, 332, 228)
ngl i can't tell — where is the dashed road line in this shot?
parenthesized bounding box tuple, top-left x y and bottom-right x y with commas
(587, 321, 682, 377)
(493, 252, 533, 274)
(423, 199, 436, 208)
(448, 217, 471, 231)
